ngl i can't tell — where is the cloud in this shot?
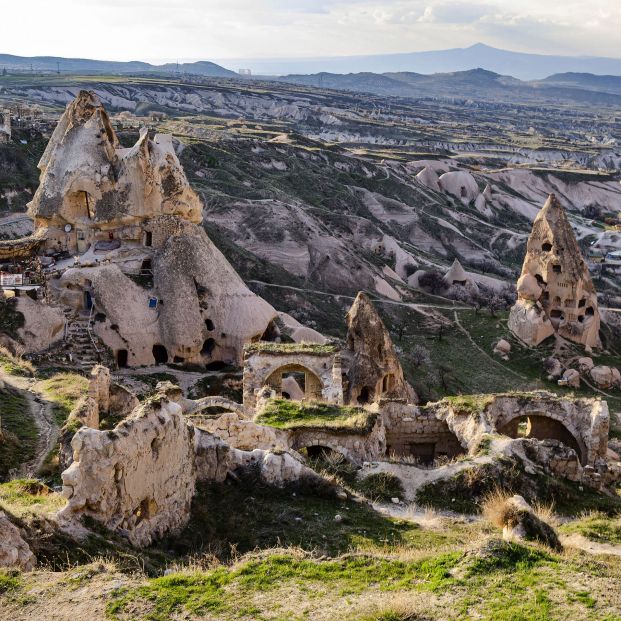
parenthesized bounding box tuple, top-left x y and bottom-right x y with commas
(3, 0, 621, 61)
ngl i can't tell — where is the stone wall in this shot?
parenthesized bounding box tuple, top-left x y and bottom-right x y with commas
(381, 401, 466, 461)
(58, 397, 197, 547)
(243, 348, 343, 411)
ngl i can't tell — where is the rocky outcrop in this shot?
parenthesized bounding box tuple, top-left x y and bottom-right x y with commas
(343, 292, 415, 405)
(58, 397, 197, 547)
(590, 365, 621, 389)
(0, 513, 36, 571)
(492, 494, 562, 551)
(509, 194, 600, 348)
(15, 296, 65, 352)
(34, 91, 280, 367)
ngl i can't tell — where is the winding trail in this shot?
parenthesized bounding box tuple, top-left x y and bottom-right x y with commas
(2, 372, 59, 478)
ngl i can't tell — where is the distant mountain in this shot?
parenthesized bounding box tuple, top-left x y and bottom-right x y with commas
(539, 73, 621, 96)
(275, 68, 621, 106)
(0, 53, 237, 78)
(222, 43, 621, 80)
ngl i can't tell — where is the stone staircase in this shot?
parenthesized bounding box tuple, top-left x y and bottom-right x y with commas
(62, 308, 112, 372)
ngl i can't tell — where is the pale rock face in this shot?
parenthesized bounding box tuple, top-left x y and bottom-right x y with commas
(29, 91, 202, 241)
(344, 292, 415, 405)
(578, 357, 595, 374)
(58, 398, 197, 547)
(0, 513, 36, 571)
(15, 296, 65, 352)
(438, 170, 479, 204)
(493, 338, 511, 359)
(415, 166, 440, 192)
(509, 194, 601, 349)
(590, 366, 621, 389)
(507, 300, 555, 346)
(516, 274, 542, 301)
(26, 90, 280, 366)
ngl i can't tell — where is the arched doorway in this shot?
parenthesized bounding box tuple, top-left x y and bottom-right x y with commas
(264, 364, 324, 402)
(152, 344, 168, 364)
(498, 414, 585, 464)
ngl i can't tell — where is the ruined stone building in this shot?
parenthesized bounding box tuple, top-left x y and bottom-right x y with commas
(509, 194, 600, 349)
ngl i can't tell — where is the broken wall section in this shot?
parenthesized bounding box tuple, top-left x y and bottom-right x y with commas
(58, 397, 196, 547)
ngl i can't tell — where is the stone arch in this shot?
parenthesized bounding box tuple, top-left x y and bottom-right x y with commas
(497, 412, 586, 465)
(264, 364, 324, 402)
(186, 396, 250, 419)
(290, 438, 355, 463)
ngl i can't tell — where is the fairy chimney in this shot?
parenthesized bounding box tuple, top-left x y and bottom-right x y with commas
(508, 194, 600, 349)
(343, 292, 416, 405)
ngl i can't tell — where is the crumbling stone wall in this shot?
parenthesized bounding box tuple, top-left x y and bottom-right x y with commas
(381, 402, 465, 461)
(59, 398, 196, 547)
(243, 347, 343, 411)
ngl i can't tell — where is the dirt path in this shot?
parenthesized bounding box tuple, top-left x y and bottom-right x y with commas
(561, 533, 621, 557)
(360, 454, 494, 504)
(2, 372, 59, 478)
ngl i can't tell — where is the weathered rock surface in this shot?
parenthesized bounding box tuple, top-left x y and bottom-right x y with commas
(15, 296, 65, 352)
(590, 365, 621, 389)
(58, 398, 197, 547)
(509, 194, 601, 348)
(343, 292, 415, 405)
(32, 91, 281, 366)
(0, 513, 36, 571)
(559, 368, 580, 389)
(498, 495, 562, 550)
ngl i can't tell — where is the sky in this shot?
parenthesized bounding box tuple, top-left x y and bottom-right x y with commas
(4, 0, 621, 62)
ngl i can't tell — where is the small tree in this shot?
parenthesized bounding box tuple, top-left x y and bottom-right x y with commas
(411, 344, 431, 368)
(418, 271, 446, 295)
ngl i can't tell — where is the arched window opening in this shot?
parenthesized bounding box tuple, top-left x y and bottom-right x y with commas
(152, 344, 168, 364)
(201, 338, 216, 357)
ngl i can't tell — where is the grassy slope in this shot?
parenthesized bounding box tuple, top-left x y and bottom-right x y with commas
(0, 388, 36, 479)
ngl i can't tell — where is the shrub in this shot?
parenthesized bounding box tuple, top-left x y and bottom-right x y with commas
(356, 473, 404, 502)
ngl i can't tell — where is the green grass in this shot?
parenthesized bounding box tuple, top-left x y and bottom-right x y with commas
(244, 342, 339, 355)
(0, 388, 36, 479)
(0, 479, 65, 518)
(0, 571, 21, 595)
(355, 473, 405, 502)
(256, 398, 376, 433)
(560, 514, 621, 545)
(0, 347, 34, 377)
(36, 372, 89, 425)
(107, 552, 461, 621)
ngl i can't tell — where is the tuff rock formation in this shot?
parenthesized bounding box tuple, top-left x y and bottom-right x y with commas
(496, 495, 562, 551)
(343, 292, 415, 405)
(0, 513, 36, 571)
(508, 194, 600, 348)
(26, 91, 280, 366)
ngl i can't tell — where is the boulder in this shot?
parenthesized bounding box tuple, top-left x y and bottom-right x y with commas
(515, 274, 542, 302)
(508, 300, 554, 347)
(497, 495, 562, 551)
(577, 357, 594, 374)
(544, 357, 563, 379)
(493, 339, 511, 359)
(590, 366, 619, 389)
(0, 513, 36, 571)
